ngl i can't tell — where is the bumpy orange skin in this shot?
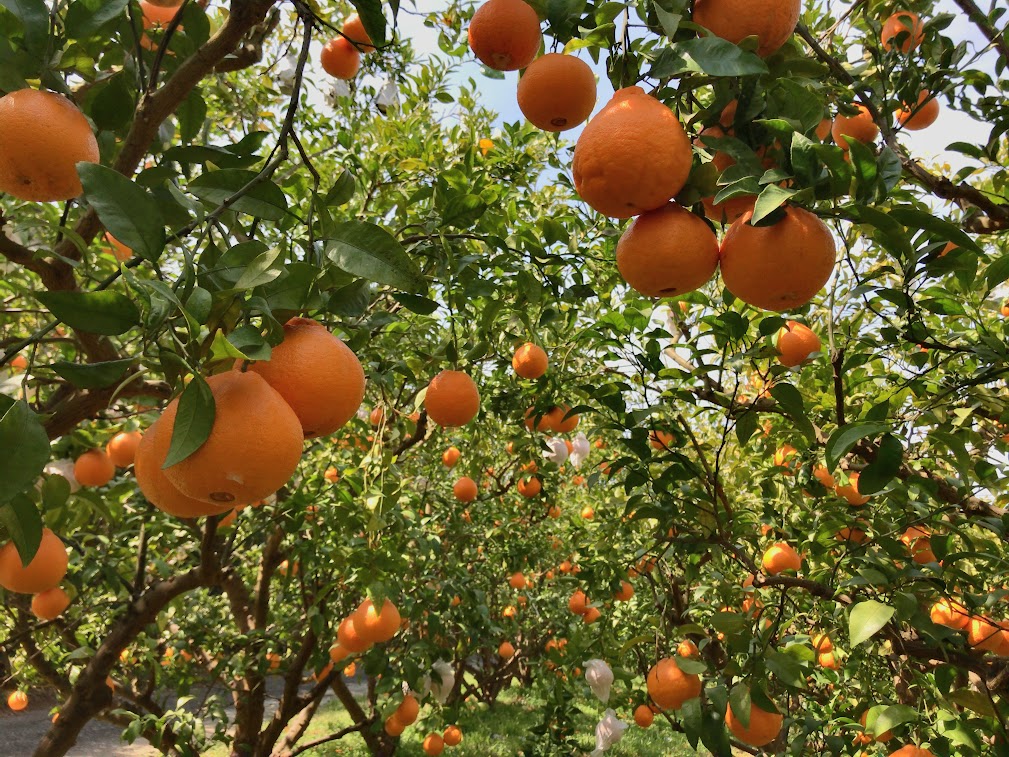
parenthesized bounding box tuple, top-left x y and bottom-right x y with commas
(0, 89, 99, 202)
(572, 87, 693, 219)
(517, 53, 596, 132)
(0, 528, 68, 594)
(512, 342, 548, 378)
(881, 11, 925, 53)
(832, 104, 879, 150)
(616, 202, 719, 298)
(157, 371, 304, 506)
(692, 0, 801, 57)
(897, 91, 940, 131)
(320, 37, 361, 79)
(467, 0, 541, 71)
(725, 701, 783, 747)
(647, 657, 701, 710)
(241, 317, 365, 438)
(719, 206, 836, 312)
(425, 370, 480, 427)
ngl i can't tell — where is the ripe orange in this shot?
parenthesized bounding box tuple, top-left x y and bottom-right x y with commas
(583, 606, 601, 623)
(385, 716, 406, 737)
(693, 0, 800, 56)
(813, 465, 836, 488)
(815, 117, 832, 140)
(517, 477, 541, 498)
(498, 640, 515, 658)
(524, 407, 553, 432)
(8, 354, 28, 371)
(726, 701, 783, 746)
(134, 421, 235, 518)
(453, 476, 478, 502)
(425, 370, 480, 427)
(702, 193, 756, 225)
(369, 406, 384, 426)
(329, 644, 349, 663)
(324, 466, 340, 483)
(395, 693, 419, 725)
(614, 581, 634, 601)
(836, 472, 870, 506)
(74, 449, 116, 487)
(241, 317, 365, 438)
(0, 528, 68, 594)
(343, 662, 356, 677)
(105, 232, 132, 262)
(773, 443, 797, 470)
(442, 446, 461, 467)
(897, 90, 940, 131)
(156, 371, 304, 505)
(320, 37, 361, 79)
(467, 0, 541, 71)
(930, 598, 969, 630)
(422, 732, 445, 756)
(106, 431, 143, 468)
(443, 725, 463, 745)
(355, 598, 401, 643)
(888, 746, 935, 757)
(677, 639, 699, 658)
(832, 104, 879, 150)
(634, 703, 654, 727)
(7, 691, 28, 711)
(615, 202, 719, 298)
(343, 14, 375, 51)
(509, 572, 527, 590)
(548, 405, 579, 433)
(337, 613, 373, 654)
(650, 431, 674, 450)
(646, 658, 701, 710)
(31, 586, 71, 620)
(512, 343, 548, 379)
(835, 525, 869, 544)
(811, 633, 832, 653)
(900, 526, 935, 564)
(967, 615, 1008, 653)
(762, 542, 801, 574)
(881, 11, 924, 53)
(580, 505, 595, 520)
(0, 89, 99, 202)
(517, 53, 596, 132)
(569, 589, 588, 615)
(818, 650, 840, 669)
(479, 137, 494, 155)
(777, 321, 821, 367)
(572, 86, 692, 219)
(140, 0, 181, 26)
(719, 205, 836, 312)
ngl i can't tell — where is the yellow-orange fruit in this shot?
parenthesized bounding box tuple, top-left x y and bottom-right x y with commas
(776, 321, 821, 367)
(512, 343, 548, 379)
(104, 232, 132, 262)
(517, 53, 596, 132)
(677, 639, 700, 658)
(615, 202, 719, 298)
(320, 37, 361, 79)
(31, 587, 71, 620)
(650, 430, 675, 450)
(498, 640, 515, 658)
(337, 613, 372, 654)
(860, 710, 894, 742)
(572, 87, 692, 219)
(7, 691, 28, 711)
(385, 716, 406, 737)
(813, 465, 836, 488)
(634, 704, 654, 727)
(569, 589, 588, 615)
(0, 528, 68, 594)
(74, 449, 116, 487)
(453, 476, 478, 502)
(0, 89, 99, 202)
(467, 0, 541, 71)
(811, 633, 833, 653)
(726, 701, 783, 746)
(509, 572, 527, 590)
(692, 0, 801, 57)
(614, 580, 634, 601)
(156, 371, 303, 505)
(106, 431, 143, 468)
(240, 317, 365, 438)
(355, 598, 401, 643)
(395, 693, 420, 725)
(930, 598, 969, 630)
(423, 732, 445, 756)
(646, 658, 701, 710)
(967, 615, 1008, 653)
(897, 90, 940, 131)
(517, 477, 541, 498)
(582, 606, 601, 623)
(774, 443, 797, 470)
(818, 650, 840, 669)
(762, 542, 801, 574)
(442, 446, 461, 467)
(342, 14, 375, 51)
(835, 471, 870, 506)
(888, 747, 935, 757)
(547, 405, 579, 433)
(900, 526, 936, 564)
(881, 11, 924, 53)
(443, 725, 463, 745)
(832, 104, 879, 150)
(719, 205, 836, 312)
(425, 370, 480, 427)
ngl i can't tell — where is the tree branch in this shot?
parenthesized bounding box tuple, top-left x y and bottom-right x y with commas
(950, 0, 1009, 63)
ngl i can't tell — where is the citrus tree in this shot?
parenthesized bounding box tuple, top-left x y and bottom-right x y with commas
(1, 0, 1009, 756)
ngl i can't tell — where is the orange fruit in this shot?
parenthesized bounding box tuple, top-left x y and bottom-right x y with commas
(860, 710, 894, 742)
(650, 430, 675, 450)
(240, 317, 365, 438)
(572, 86, 692, 219)
(140, 0, 181, 26)
(498, 640, 515, 658)
(512, 343, 548, 379)
(0, 528, 68, 594)
(385, 716, 406, 737)
(888, 746, 935, 757)
(762, 542, 801, 574)
(967, 615, 1008, 653)
(105, 232, 132, 262)
(776, 321, 821, 367)
(74, 449, 116, 487)
(343, 14, 375, 51)
(818, 651, 840, 669)
(479, 137, 494, 155)
(725, 700, 783, 746)
(835, 525, 868, 544)
(692, 0, 800, 57)
(329, 644, 349, 663)
(569, 589, 589, 615)
(702, 193, 756, 225)
(442, 446, 461, 467)
(832, 104, 879, 150)
(815, 117, 832, 140)
(453, 476, 478, 502)
(509, 572, 527, 590)
(719, 205, 836, 312)
(836, 472, 870, 506)
(580, 505, 595, 520)
(548, 405, 579, 433)
(897, 90, 940, 131)
(369, 406, 384, 426)
(614, 580, 634, 601)
(320, 37, 361, 79)
(634, 704, 654, 727)
(423, 733, 445, 756)
(343, 662, 356, 677)
(811, 633, 832, 653)
(524, 407, 553, 431)
(31, 587, 71, 620)
(517, 477, 541, 498)
(425, 370, 480, 427)
(615, 202, 719, 298)
(0, 89, 99, 202)
(930, 598, 969, 630)
(134, 421, 234, 518)
(324, 467, 340, 483)
(443, 725, 463, 746)
(467, 0, 541, 71)
(583, 606, 602, 623)
(646, 658, 701, 710)
(813, 464, 836, 488)
(8, 354, 28, 371)
(677, 639, 699, 658)
(337, 613, 372, 654)
(106, 431, 143, 468)
(157, 371, 304, 505)
(355, 598, 401, 643)
(7, 691, 28, 711)
(773, 443, 797, 470)
(881, 11, 924, 53)
(900, 526, 935, 564)
(395, 693, 420, 725)
(517, 53, 596, 132)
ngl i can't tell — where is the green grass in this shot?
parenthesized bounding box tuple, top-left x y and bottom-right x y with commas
(208, 688, 702, 755)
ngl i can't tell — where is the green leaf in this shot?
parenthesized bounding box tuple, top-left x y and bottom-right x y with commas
(0, 495, 43, 566)
(227, 326, 272, 362)
(188, 169, 289, 221)
(90, 74, 134, 131)
(653, 6, 681, 37)
(162, 377, 215, 468)
(350, 0, 386, 47)
(0, 0, 48, 55)
(728, 684, 751, 728)
(765, 649, 807, 688)
(857, 433, 903, 494)
(325, 169, 356, 206)
(769, 383, 815, 443)
(825, 422, 889, 471)
(735, 410, 758, 446)
(234, 247, 284, 290)
(50, 358, 134, 389)
(326, 222, 425, 293)
(0, 399, 50, 505)
(871, 704, 917, 736)
(652, 36, 768, 78)
(79, 164, 166, 262)
(751, 184, 797, 224)
(393, 292, 439, 315)
(65, 0, 128, 38)
(36, 290, 141, 336)
(849, 600, 895, 645)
